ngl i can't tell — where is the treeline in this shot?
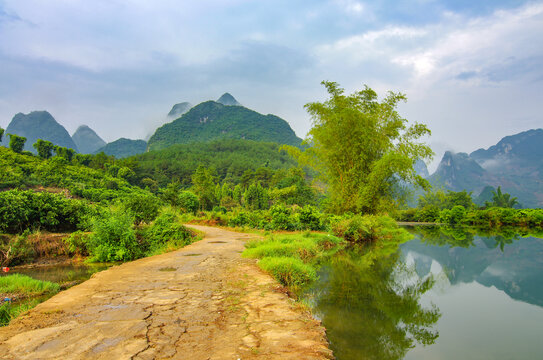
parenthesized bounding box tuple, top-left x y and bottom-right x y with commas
(396, 189, 543, 227)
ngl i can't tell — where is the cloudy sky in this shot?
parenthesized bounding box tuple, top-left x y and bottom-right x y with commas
(1, 0, 542, 170)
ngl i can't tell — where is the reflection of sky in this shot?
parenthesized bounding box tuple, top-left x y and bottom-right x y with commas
(401, 237, 543, 359)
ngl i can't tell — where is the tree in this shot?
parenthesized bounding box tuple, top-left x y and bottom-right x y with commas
(488, 186, 519, 208)
(8, 134, 26, 153)
(54, 146, 75, 162)
(33, 139, 55, 159)
(191, 165, 217, 210)
(283, 81, 432, 214)
(0, 127, 4, 142)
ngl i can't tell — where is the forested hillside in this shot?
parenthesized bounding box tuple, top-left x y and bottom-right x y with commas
(147, 101, 302, 151)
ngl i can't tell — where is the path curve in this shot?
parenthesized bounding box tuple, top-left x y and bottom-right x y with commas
(0, 225, 333, 360)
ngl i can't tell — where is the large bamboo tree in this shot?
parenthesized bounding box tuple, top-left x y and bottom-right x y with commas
(285, 81, 433, 214)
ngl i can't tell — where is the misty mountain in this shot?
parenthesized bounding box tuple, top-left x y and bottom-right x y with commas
(217, 93, 241, 106)
(1, 111, 78, 153)
(168, 102, 192, 118)
(414, 159, 429, 178)
(95, 138, 147, 158)
(428, 129, 543, 208)
(147, 99, 302, 152)
(72, 125, 106, 154)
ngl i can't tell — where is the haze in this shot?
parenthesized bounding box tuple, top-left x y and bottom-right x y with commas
(1, 0, 542, 170)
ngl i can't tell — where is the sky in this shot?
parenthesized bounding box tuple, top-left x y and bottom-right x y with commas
(1, 0, 542, 171)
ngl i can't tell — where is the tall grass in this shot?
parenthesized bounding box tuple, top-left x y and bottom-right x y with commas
(0, 274, 60, 295)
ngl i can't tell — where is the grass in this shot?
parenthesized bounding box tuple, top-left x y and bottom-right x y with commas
(0, 274, 60, 296)
(243, 232, 344, 293)
(0, 298, 42, 326)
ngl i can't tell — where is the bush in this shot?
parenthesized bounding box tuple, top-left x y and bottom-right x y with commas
(269, 204, 295, 230)
(121, 193, 160, 224)
(298, 206, 323, 230)
(0, 189, 91, 234)
(87, 210, 141, 262)
(144, 211, 195, 254)
(332, 215, 412, 244)
(178, 191, 199, 214)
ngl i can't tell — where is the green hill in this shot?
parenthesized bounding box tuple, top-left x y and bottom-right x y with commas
(72, 125, 106, 154)
(96, 138, 147, 158)
(1, 111, 78, 153)
(132, 139, 298, 187)
(147, 100, 302, 151)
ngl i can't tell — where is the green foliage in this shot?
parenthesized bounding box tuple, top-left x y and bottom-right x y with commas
(64, 231, 90, 256)
(121, 193, 160, 224)
(33, 139, 55, 159)
(147, 100, 302, 151)
(258, 257, 317, 288)
(283, 81, 432, 214)
(269, 204, 295, 230)
(0, 273, 60, 295)
(132, 139, 298, 188)
(8, 134, 26, 153)
(332, 215, 412, 244)
(244, 182, 269, 210)
(0, 232, 36, 266)
(0, 189, 92, 234)
(54, 146, 75, 162)
(0, 127, 4, 142)
(191, 165, 217, 210)
(87, 210, 140, 262)
(143, 210, 195, 254)
(178, 191, 200, 214)
(298, 205, 323, 230)
(487, 186, 519, 208)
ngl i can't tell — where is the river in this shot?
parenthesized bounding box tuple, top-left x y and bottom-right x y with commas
(303, 226, 543, 360)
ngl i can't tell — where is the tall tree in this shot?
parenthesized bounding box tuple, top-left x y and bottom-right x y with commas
(33, 139, 55, 159)
(489, 186, 519, 208)
(191, 165, 217, 210)
(284, 81, 432, 214)
(8, 134, 26, 153)
(0, 127, 4, 142)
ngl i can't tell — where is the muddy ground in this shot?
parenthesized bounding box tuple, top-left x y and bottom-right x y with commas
(0, 225, 333, 360)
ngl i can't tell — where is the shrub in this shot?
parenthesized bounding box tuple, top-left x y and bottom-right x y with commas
(87, 210, 140, 262)
(269, 204, 295, 230)
(121, 193, 160, 224)
(332, 215, 411, 244)
(298, 206, 323, 230)
(144, 211, 195, 254)
(178, 191, 199, 214)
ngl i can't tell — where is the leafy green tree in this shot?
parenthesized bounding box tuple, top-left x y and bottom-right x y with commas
(488, 186, 519, 208)
(8, 134, 26, 153)
(233, 184, 243, 205)
(161, 181, 181, 207)
(33, 139, 55, 159)
(0, 127, 4, 142)
(244, 182, 269, 210)
(178, 191, 199, 214)
(54, 146, 75, 162)
(191, 165, 217, 210)
(283, 81, 432, 214)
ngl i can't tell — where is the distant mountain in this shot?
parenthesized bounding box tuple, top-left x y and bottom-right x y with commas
(1, 111, 78, 153)
(168, 102, 192, 118)
(72, 125, 106, 154)
(414, 159, 429, 178)
(428, 129, 543, 208)
(217, 93, 241, 106)
(147, 100, 302, 152)
(95, 138, 147, 158)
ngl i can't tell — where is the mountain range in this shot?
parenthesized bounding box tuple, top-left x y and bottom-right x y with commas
(428, 129, 543, 208)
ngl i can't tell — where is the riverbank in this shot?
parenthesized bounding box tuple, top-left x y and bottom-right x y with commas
(0, 225, 332, 359)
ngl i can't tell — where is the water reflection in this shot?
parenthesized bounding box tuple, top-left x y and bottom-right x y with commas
(304, 226, 543, 360)
(402, 226, 543, 307)
(305, 241, 440, 360)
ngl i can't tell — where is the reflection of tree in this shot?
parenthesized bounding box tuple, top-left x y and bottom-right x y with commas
(309, 246, 440, 360)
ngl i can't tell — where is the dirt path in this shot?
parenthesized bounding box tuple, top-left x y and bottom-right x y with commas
(0, 225, 333, 360)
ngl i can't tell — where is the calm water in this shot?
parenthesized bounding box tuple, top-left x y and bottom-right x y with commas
(2, 262, 113, 285)
(303, 226, 543, 360)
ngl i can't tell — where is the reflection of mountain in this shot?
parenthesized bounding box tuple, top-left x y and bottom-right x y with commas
(401, 236, 543, 307)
